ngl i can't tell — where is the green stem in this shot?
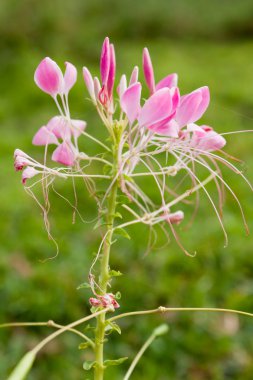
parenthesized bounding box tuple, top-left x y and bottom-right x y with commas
(94, 131, 120, 380)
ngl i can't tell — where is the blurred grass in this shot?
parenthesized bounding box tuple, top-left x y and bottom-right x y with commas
(1, 1, 253, 379)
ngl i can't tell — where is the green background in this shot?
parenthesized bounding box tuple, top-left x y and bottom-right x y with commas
(1, 1, 253, 379)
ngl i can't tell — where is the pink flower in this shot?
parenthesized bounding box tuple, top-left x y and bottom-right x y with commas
(34, 57, 63, 97)
(187, 124, 226, 152)
(14, 150, 32, 171)
(34, 58, 77, 97)
(138, 87, 180, 133)
(52, 142, 76, 166)
(22, 167, 39, 184)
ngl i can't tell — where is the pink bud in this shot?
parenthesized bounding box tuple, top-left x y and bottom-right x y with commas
(107, 44, 116, 99)
(129, 66, 139, 85)
(34, 57, 63, 96)
(14, 149, 29, 159)
(83, 67, 96, 102)
(63, 62, 77, 94)
(51, 142, 76, 166)
(32, 126, 59, 146)
(166, 211, 184, 225)
(94, 77, 102, 100)
(14, 156, 30, 171)
(143, 48, 155, 94)
(100, 37, 110, 86)
(89, 298, 101, 307)
(22, 167, 39, 184)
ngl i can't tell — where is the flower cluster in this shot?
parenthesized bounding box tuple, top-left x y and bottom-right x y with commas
(15, 37, 249, 256)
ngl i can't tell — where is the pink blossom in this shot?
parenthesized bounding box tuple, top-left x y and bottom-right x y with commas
(89, 298, 101, 307)
(51, 142, 76, 166)
(34, 57, 63, 97)
(14, 150, 32, 171)
(187, 124, 226, 152)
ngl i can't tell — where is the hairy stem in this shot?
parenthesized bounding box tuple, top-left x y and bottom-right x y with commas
(94, 129, 120, 380)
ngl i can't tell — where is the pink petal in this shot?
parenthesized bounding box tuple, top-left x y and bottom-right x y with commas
(117, 75, 127, 98)
(51, 142, 76, 166)
(32, 126, 59, 146)
(138, 88, 175, 130)
(47, 116, 71, 140)
(176, 90, 202, 128)
(22, 167, 39, 184)
(71, 119, 87, 138)
(154, 119, 179, 137)
(94, 77, 102, 100)
(129, 66, 139, 85)
(100, 37, 110, 86)
(143, 48, 155, 94)
(192, 86, 210, 122)
(197, 128, 226, 151)
(83, 67, 96, 102)
(120, 82, 142, 125)
(34, 57, 63, 96)
(166, 210, 184, 225)
(64, 62, 77, 94)
(156, 73, 178, 90)
(107, 44, 116, 99)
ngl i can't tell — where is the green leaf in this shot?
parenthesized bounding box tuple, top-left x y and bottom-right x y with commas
(104, 357, 128, 368)
(79, 341, 92, 350)
(114, 227, 131, 240)
(83, 361, 97, 371)
(108, 270, 123, 277)
(105, 321, 121, 335)
(76, 282, 90, 290)
(7, 351, 36, 380)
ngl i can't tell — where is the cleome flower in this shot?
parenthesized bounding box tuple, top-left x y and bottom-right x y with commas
(15, 37, 252, 256)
